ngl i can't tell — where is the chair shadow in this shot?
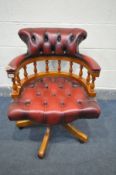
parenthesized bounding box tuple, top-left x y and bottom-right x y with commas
(12, 118, 108, 144)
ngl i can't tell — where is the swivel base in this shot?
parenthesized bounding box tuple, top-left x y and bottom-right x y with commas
(16, 120, 88, 158)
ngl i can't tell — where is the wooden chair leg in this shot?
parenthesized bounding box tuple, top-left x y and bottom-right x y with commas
(63, 123, 88, 143)
(38, 127, 51, 159)
(16, 120, 35, 128)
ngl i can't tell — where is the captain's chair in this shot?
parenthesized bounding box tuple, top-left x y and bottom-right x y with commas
(6, 28, 101, 158)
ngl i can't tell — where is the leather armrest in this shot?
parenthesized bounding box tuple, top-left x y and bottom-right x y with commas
(6, 54, 28, 76)
(77, 53, 101, 76)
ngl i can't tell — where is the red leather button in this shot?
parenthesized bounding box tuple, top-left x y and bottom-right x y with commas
(43, 101, 48, 106)
(24, 99, 31, 105)
(36, 92, 41, 96)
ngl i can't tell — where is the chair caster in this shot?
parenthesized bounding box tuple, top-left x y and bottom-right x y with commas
(79, 140, 85, 144)
(18, 127, 23, 130)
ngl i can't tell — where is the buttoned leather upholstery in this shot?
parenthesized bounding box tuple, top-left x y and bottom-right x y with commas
(19, 28, 87, 57)
(7, 27, 101, 126)
(8, 77, 100, 125)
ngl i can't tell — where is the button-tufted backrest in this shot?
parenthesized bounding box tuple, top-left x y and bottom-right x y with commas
(19, 28, 87, 57)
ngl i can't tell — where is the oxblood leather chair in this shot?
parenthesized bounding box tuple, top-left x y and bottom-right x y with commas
(6, 28, 101, 158)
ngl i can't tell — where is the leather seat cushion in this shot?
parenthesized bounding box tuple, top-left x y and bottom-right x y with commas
(8, 77, 101, 125)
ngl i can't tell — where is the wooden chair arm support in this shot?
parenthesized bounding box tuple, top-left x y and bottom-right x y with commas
(6, 53, 101, 98)
(6, 54, 28, 77)
(6, 53, 101, 78)
(77, 53, 101, 77)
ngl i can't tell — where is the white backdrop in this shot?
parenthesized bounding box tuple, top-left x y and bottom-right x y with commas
(0, 0, 116, 89)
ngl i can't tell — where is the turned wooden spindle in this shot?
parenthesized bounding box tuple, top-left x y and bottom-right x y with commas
(33, 61, 37, 74)
(69, 61, 73, 74)
(16, 72, 21, 86)
(12, 77, 17, 91)
(23, 65, 28, 79)
(58, 60, 61, 72)
(86, 71, 90, 85)
(79, 65, 83, 78)
(90, 76, 96, 90)
(45, 60, 49, 72)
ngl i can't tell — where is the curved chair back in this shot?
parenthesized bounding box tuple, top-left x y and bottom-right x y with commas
(6, 28, 101, 98)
